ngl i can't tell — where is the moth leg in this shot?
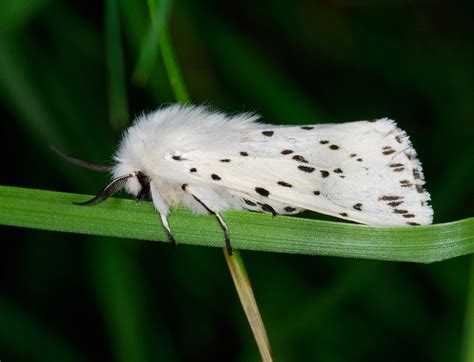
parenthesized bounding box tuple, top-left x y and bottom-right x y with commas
(214, 212, 232, 256)
(190, 193, 233, 256)
(260, 203, 278, 217)
(160, 213, 177, 248)
(150, 183, 176, 247)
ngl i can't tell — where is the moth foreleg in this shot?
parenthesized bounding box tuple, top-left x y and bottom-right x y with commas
(189, 192, 233, 256)
(150, 183, 176, 247)
(214, 212, 232, 256)
(160, 213, 177, 248)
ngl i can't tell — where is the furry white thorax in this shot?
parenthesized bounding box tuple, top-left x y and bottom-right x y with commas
(111, 104, 433, 226)
(112, 105, 264, 216)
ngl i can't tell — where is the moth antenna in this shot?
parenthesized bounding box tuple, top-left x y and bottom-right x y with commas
(50, 145, 113, 173)
(74, 175, 132, 206)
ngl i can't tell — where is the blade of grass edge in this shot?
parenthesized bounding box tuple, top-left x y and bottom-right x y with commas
(132, 0, 171, 85)
(151, 2, 272, 358)
(105, 0, 129, 130)
(1, 186, 473, 263)
(159, 27, 189, 104)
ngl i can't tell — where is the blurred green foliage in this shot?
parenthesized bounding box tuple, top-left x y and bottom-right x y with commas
(0, 0, 473, 361)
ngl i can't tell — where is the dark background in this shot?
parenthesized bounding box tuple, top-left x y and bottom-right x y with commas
(1, 0, 473, 361)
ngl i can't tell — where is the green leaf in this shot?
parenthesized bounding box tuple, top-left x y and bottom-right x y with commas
(1, 185, 473, 263)
(132, 0, 172, 85)
(105, 0, 129, 130)
(159, 26, 190, 104)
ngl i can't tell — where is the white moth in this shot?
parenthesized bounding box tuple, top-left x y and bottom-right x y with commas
(56, 104, 433, 255)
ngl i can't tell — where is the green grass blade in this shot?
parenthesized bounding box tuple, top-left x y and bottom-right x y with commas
(159, 27, 189, 104)
(132, 0, 172, 85)
(1, 185, 473, 263)
(105, 0, 129, 130)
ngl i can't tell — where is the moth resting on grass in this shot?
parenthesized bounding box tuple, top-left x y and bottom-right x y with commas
(54, 104, 433, 255)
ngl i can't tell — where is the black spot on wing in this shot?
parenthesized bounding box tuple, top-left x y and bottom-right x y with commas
(181, 184, 188, 191)
(281, 149, 294, 155)
(339, 212, 348, 217)
(379, 195, 402, 201)
(388, 201, 403, 207)
(277, 181, 293, 188)
(319, 140, 329, 144)
(390, 164, 405, 172)
(320, 170, 329, 178)
(413, 169, 421, 180)
(402, 214, 415, 218)
(333, 168, 343, 174)
(400, 180, 413, 188)
(172, 155, 185, 161)
(415, 184, 424, 193)
(255, 187, 270, 197)
(353, 203, 362, 211)
(298, 165, 315, 173)
(262, 130, 274, 137)
(220, 159, 231, 162)
(190, 167, 197, 173)
(329, 144, 340, 150)
(301, 126, 314, 130)
(292, 155, 308, 163)
(313, 190, 320, 195)
(240, 151, 249, 156)
(393, 209, 408, 214)
(243, 199, 257, 206)
(406, 222, 420, 226)
(284, 206, 296, 212)
(261, 204, 278, 216)
(211, 174, 221, 181)
(382, 146, 396, 155)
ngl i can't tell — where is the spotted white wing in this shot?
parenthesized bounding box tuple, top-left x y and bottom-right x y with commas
(168, 118, 433, 226)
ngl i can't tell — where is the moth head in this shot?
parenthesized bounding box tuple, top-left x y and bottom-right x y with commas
(51, 146, 151, 205)
(127, 171, 151, 202)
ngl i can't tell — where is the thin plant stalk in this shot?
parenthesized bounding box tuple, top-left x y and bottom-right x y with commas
(145, 1, 272, 357)
(224, 250, 273, 361)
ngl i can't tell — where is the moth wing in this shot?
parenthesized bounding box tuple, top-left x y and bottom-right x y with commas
(167, 118, 433, 226)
